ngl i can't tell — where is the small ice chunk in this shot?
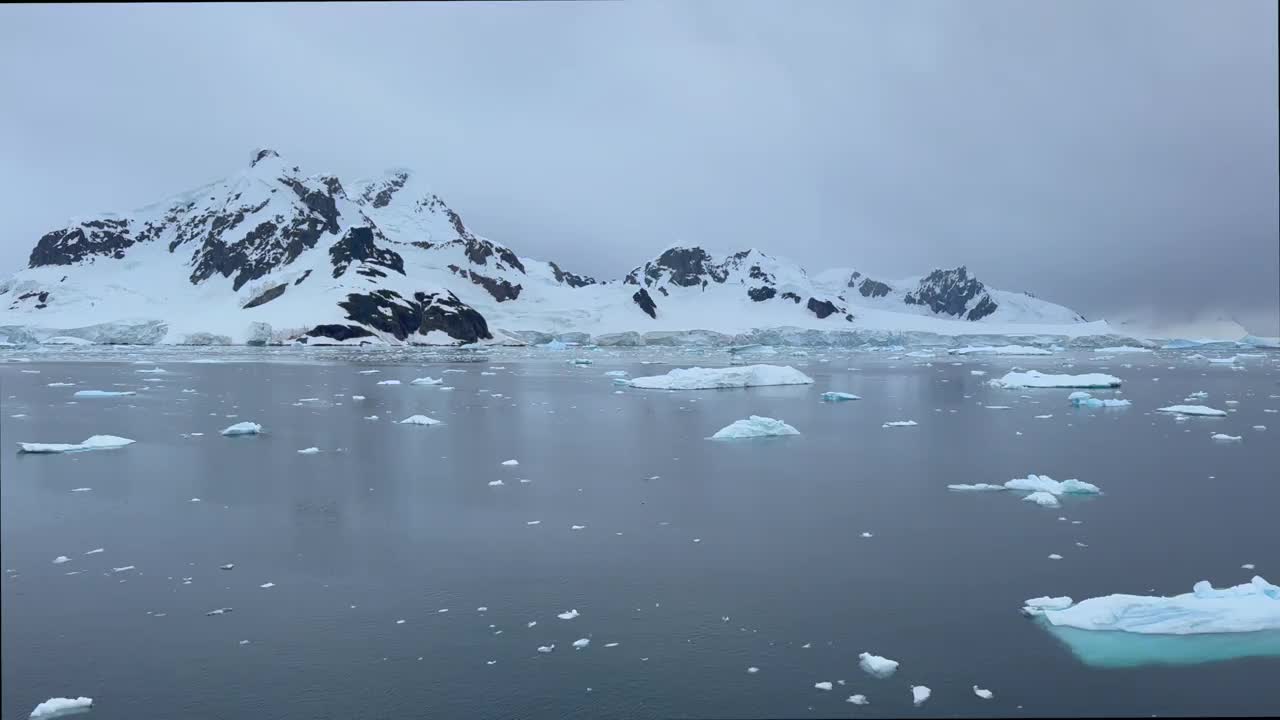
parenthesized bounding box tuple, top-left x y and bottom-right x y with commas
(70, 488, 91, 493)
(821, 391, 861, 402)
(488, 480, 504, 486)
(858, 652, 898, 677)
(911, 686, 931, 705)
(571, 525, 585, 530)
(558, 609, 580, 620)
(501, 459, 519, 466)
(84, 548, 103, 555)
(18, 435, 136, 454)
(220, 564, 234, 570)
(537, 644, 555, 653)
(847, 694, 868, 705)
(747, 666, 760, 673)
(29, 697, 93, 718)
(410, 377, 443, 386)
(1157, 405, 1227, 417)
(604, 370, 628, 377)
(1023, 491, 1061, 507)
(711, 415, 800, 439)
(989, 370, 1120, 389)
(358, 370, 380, 374)
(1211, 434, 1242, 441)
(74, 390, 136, 398)
(1022, 596, 1074, 616)
(399, 415, 442, 425)
(259, 582, 275, 589)
(206, 607, 232, 616)
(526, 520, 541, 526)
(52, 556, 70, 565)
(881, 420, 918, 428)
(1243, 564, 1256, 570)
(573, 638, 590, 649)
(814, 682, 833, 691)
(1034, 414, 1053, 419)
(352, 395, 366, 400)
(1049, 553, 1064, 560)
(220, 422, 262, 436)
(974, 685, 993, 699)
(628, 364, 813, 390)
(376, 380, 401, 385)
(364, 415, 379, 420)
(297, 447, 320, 454)
(947, 483, 1005, 491)
(861, 532, 873, 538)
(604, 642, 619, 647)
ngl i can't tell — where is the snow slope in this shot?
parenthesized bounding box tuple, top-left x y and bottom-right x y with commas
(0, 149, 1119, 347)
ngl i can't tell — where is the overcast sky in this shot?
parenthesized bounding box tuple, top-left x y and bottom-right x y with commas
(2, 1, 1276, 333)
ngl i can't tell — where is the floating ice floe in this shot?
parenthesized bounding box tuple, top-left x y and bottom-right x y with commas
(571, 525, 585, 530)
(297, 447, 320, 454)
(1034, 414, 1053, 419)
(501, 459, 519, 466)
(46, 382, 75, 387)
(747, 666, 760, 673)
(376, 380, 401, 385)
(846, 694, 868, 705)
(881, 420, 917, 428)
(821, 391, 861, 402)
(29, 696, 93, 719)
(205, 607, 232, 616)
(537, 644, 555, 653)
(627, 364, 813, 391)
(1068, 391, 1131, 408)
(70, 488, 91, 493)
(112, 566, 135, 573)
(1027, 576, 1279, 637)
(488, 480, 504, 486)
(969, 370, 987, 376)
(259, 582, 275, 589)
(989, 371, 1121, 389)
(604, 370, 628, 377)
(573, 638, 590, 649)
(911, 686, 931, 705)
(1097, 346, 1153, 353)
(710, 415, 800, 440)
(1024, 492, 1061, 508)
(1048, 553, 1064, 560)
(85, 548, 103, 555)
(558, 609, 580, 620)
(52, 556, 70, 565)
(1157, 405, 1227, 417)
(358, 370, 380, 375)
(814, 682, 833, 691)
(399, 415, 442, 425)
(1211, 434, 1242, 442)
(410, 377, 443, 385)
(950, 345, 1052, 355)
(858, 652, 899, 677)
(974, 686, 993, 699)
(352, 395, 366, 401)
(18, 435, 135, 454)
(134, 367, 166, 374)
(220, 422, 262, 436)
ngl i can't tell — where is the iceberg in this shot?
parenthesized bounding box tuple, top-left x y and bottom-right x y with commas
(846, 694, 868, 705)
(711, 415, 801, 440)
(814, 681, 833, 691)
(399, 415, 442, 426)
(820, 391, 861, 402)
(18, 435, 135, 454)
(627, 364, 813, 390)
(989, 371, 1121, 389)
(410, 377, 443, 385)
(1022, 596, 1075, 616)
(911, 686, 931, 706)
(1034, 576, 1279, 636)
(1210, 434, 1242, 442)
(1023, 491, 1060, 507)
(557, 608, 579, 620)
(1068, 392, 1131, 408)
(949, 345, 1052, 355)
(1004, 475, 1101, 495)
(297, 447, 321, 454)
(573, 638, 590, 649)
(1157, 405, 1227, 417)
(881, 420, 917, 428)
(220, 422, 262, 436)
(946, 483, 1005, 491)
(858, 652, 898, 677)
(29, 697, 93, 719)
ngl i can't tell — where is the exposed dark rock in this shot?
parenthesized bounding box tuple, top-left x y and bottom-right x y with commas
(858, 278, 891, 298)
(305, 324, 375, 342)
(29, 218, 135, 267)
(447, 264, 466, 277)
(657, 247, 725, 287)
(845, 314, 854, 322)
(904, 266, 997, 319)
(282, 179, 340, 235)
(497, 247, 526, 273)
(469, 271, 522, 302)
(356, 267, 387, 278)
(748, 286, 776, 302)
(243, 283, 287, 309)
(967, 294, 998, 321)
(411, 241, 433, 251)
(294, 269, 312, 286)
(748, 265, 775, 283)
(361, 171, 408, 208)
(464, 237, 493, 265)
(548, 261, 596, 288)
(336, 289, 491, 344)
(781, 291, 801, 304)
(329, 226, 405, 278)
(807, 297, 839, 319)
(251, 148, 279, 166)
(416, 290, 491, 343)
(632, 288, 657, 318)
(658, 286, 669, 296)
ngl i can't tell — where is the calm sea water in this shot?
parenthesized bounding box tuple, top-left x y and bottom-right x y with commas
(2, 348, 1278, 719)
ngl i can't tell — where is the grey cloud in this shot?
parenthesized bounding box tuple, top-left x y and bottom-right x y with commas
(1, 0, 1275, 333)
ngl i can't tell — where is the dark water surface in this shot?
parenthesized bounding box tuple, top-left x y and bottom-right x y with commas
(2, 349, 1278, 718)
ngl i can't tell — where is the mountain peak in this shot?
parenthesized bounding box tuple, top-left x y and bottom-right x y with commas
(251, 148, 281, 167)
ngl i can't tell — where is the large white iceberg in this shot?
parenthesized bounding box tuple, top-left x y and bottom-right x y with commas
(949, 474, 1099, 506)
(627, 364, 813, 390)
(18, 435, 135, 454)
(1032, 576, 1279, 635)
(1157, 405, 1227, 417)
(73, 390, 136, 398)
(711, 415, 800, 440)
(989, 371, 1121, 389)
(29, 697, 93, 719)
(220, 422, 262, 436)
(857, 652, 899, 677)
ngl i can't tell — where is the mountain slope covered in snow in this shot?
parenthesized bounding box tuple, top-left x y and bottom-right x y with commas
(0, 149, 1118, 347)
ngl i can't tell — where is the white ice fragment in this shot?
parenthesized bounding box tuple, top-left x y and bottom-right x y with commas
(29, 697, 93, 718)
(858, 652, 898, 677)
(70, 488, 91, 493)
(488, 480, 504, 487)
(52, 556, 70, 565)
(605, 642, 619, 647)
(73, 390, 135, 398)
(711, 415, 800, 439)
(1023, 491, 1061, 507)
(970, 370, 987, 376)
(573, 638, 590, 649)
(989, 371, 1120, 389)
(376, 380, 401, 385)
(398, 415, 442, 425)
(259, 582, 275, 589)
(1034, 414, 1053, 419)
(571, 525, 586, 530)
(84, 548, 103, 555)
(1157, 405, 1227, 417)
(410, 377, 443, 385)
(861, 532, 873, 538)
(1211, 434, 1242, 442)
(974, 686, 993, 699)
(814, 682, 833, 691)
(501, 459, 519, 466)
(821, 391, 861, 402)
(111, 566, 135, 573)
(846, 694, 868, 705)
(557, 609, 580, 620)
(627, 364, 813, 390)
(352, 395, 366, 400)
(220, 422, 262, 436)
(911, 686, 931, 705)
(297, 447, 320, 454)
(881, 420, 917, 428)
(947, 483, 1005, 491)
(1049, 554, 1064, 560)
(1243, 564, 1256, 570)
(950, 345, 1052, 356)
(537, 644, 555, 653)
(526, 521, 541, 526)
(18, 435, 135, 453)
(747, 666, 760, 673)
(357, 370, 380, 374)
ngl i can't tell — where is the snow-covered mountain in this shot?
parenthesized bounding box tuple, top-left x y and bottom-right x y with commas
(0, 149, 1116, 347)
